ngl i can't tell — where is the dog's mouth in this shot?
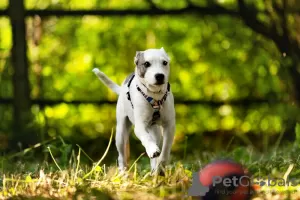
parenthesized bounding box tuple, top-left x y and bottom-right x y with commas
(144, 82, 166, 93)
(154, 81, 165, 85)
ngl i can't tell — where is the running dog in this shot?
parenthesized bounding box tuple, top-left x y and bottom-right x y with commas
(92, 48, 175, 174)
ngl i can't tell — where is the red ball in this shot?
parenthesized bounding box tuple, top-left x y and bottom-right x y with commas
(199, 160, 245, 186)
(195, 160, 253, 200)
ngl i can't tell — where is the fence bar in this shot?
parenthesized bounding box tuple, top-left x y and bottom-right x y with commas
(0, 7, 238, 17)
(0, 98, 279, 107)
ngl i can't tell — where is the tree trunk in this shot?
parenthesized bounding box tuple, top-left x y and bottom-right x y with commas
(8, 0, 37, 149)
(288, 57, 300, 104)
(273, 38, 300, 104)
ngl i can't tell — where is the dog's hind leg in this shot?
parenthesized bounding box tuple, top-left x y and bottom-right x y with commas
(115, 116, 131, 172)
(125, 135, 130, 167)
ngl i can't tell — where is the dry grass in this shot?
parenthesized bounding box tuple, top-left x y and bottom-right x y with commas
(1, 132, 300, 200)
(0, 163, 191, 199)
(1, 162, 300, 200)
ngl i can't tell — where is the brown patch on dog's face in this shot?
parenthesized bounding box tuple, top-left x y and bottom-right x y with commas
(134, 51, 147, 78)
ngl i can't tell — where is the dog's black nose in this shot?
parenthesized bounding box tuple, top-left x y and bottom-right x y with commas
(155, 73, 165, 84)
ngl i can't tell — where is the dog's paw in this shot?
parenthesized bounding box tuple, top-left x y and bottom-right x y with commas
(151, 167, 165, 177)
(151, 160, 166, 176)
(146, 144, 161, 159)
(118, 166, 127, 173)
(118, 169, 129, 178)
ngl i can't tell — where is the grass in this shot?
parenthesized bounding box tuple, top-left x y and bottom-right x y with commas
(0, 131, 300, 200)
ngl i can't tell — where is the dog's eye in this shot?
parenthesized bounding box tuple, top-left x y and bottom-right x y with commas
(144, 62, 151, 68)
(163, 61, 168, 66)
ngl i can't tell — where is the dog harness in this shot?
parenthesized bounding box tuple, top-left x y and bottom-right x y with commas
(126, 74, 170, 125)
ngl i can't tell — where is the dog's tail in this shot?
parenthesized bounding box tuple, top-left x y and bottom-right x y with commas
(92, 68, 121, 95)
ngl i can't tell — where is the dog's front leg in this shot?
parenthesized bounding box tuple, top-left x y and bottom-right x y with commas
(148, 125, 162, 171)
(134, 122, 161, 159)
(158, 121, 175, 167)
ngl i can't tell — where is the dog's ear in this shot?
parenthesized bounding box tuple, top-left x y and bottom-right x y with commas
(134, 51, 141, 65)
(160, 47, 170, 61)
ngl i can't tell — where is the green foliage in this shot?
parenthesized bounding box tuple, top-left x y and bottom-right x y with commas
(1, 0, 300, 151)
(0, 1, 7, 9)
(0, 17, 12, 98)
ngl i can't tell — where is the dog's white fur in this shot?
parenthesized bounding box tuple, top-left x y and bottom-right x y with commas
(92, 48, 175, 173)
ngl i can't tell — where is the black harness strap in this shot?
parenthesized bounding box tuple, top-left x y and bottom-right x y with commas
(126, 74, 135, 108)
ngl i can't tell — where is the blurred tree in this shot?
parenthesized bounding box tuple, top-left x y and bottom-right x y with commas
(8, 0, 38, 148)
(236, 0, 300, 104)
(135, 0, 300, 104)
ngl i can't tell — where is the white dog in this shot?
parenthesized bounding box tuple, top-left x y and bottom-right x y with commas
(92, 48, 175, 174)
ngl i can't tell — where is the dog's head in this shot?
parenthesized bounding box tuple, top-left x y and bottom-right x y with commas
(134, 47, 170, 92)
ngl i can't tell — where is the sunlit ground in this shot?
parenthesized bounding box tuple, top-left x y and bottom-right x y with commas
(0, 132, 299, 200)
